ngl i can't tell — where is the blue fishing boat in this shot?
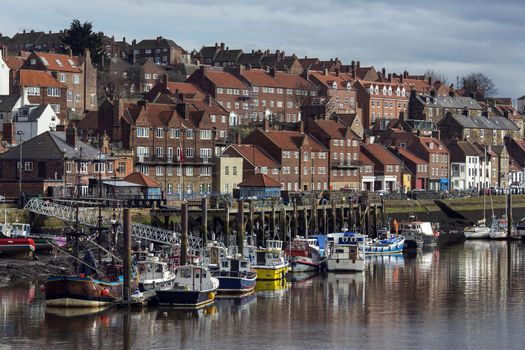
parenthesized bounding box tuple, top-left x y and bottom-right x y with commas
(363, 236, 405, 255)
(214, 256, 257, 294)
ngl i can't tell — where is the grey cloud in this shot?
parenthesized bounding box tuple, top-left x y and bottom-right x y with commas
(1, 0, 524, 97)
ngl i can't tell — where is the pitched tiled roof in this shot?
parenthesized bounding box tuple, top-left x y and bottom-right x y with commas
(443, 113, 518, 131)
(313, 119, 359, 140)
(261, 129, 327, 151)
(237, 52, 265, 66)
(416, 93, 482, 110)
(238, 173, 281, 188)
(19, 69, 66, 88)
(124, 172, 160, 188)
(227, 144, 279, 167)
(362, 143, 401, 165)
(166, 82, 204, 96)
(204, 69, 247, 89)
(214, 49, 243, 62)
(419, 137, 449, 154)
(134, 38, 185, 52)
(309, 71, 352, 90)
(446, 141, 479, 162)
(298, 57, 320, 70)
(77, 110, 99, 130)
(392, 146, 428, 165)
(34, 52, 82, 73)
(241, 69, 316, 90)
(0, 94, 21, 112)
(0, 131, 99, 161)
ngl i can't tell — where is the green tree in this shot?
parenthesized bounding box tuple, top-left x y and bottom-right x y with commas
(61, 19, 104, 64)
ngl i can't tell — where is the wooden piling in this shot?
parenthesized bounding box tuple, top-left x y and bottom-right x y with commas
(332, 201, 337, 232)
(293, 200, 298, 238)
(507, 192, 512, 237)
(237, 199, 244, 254)
(323, 206, 327, 234)
(303, 206, 308, 236)
(201, 197, 208, 245)
(123, 208, 132, 303)
(312, 200, 318, 235)
(180, 203, 188, 266)
(249, 200, 254, 245)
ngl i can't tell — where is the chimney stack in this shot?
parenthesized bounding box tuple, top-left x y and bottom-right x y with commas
(403, 70, 408, 79)
(2, 123, 15, 145)
(356, 61, 360, 70)
(236, 131, 241, 144)
(323, 68, 328, 76)
(427, 76, 432, 85)
(299, 120, 305, 134)
(66, 124, 77, 147)
(449, 84, 456, 97)
(430, 89, 436, 98)
(381, 67, 386, 77)
(220, 42, 225, 50)
(388, 73, 392, 82)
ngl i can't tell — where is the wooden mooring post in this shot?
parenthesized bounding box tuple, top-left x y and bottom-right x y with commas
(180, 202, 188, 266)
(201, 197, 208, 245)
(237, 199, 244, 255)
(123, 208, 132, 303)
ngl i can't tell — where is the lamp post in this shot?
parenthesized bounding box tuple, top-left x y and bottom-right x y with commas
(16, 131, 24, 196)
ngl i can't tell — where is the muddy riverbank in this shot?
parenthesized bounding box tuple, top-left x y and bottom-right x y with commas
(0, 256, 72, 288)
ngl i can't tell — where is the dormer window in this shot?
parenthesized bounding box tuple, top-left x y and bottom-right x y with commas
(55, 58, 63, 66)
(346, 82, 351, 91)
(30, 59, 36, 65)
(382, 86, 387, 95)
(332, 81, 337, 89)
(396, 87, 400, 96)
(387, 86, 392, 96)
(401, 87, 406, 97)
(369, 86, 374, 94)
(374, 85, 379, 94)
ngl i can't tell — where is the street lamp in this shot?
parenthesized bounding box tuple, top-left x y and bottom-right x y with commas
(16, 131, 24, 196)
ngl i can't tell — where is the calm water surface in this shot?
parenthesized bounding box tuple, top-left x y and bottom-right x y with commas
(1, 241, 525, 349)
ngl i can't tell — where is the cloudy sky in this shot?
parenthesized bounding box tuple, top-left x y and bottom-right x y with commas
(1, 0, 524, 99)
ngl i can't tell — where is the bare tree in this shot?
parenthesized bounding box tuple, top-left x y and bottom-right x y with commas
(461, 72, 498, 99)
(424, 70, 449, 85)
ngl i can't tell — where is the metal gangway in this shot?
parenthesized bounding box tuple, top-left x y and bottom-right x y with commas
(24, 198, 202, 254)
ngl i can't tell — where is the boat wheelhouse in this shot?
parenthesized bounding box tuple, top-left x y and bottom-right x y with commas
(326, 232, 367, 272)
(252, 240, 288, 280)
(285, 237, 323, 273)
(214, 256, 257, 294)
(155, 265, 219, 308)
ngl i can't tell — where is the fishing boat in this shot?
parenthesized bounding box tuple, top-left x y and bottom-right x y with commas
(489, 216, 508, 239)
(464, 219, 491, 239)
(45, 275, 122, 307)
(0, 236, 36, 257)
(214, 256, 257, 294)
(252, 240, 289, 280)
(155, 265, 219, 308)
(285, 237, 323, 272)
(326, 232, 367, 272)
(137, 254, 176, 291)
(398, 216, 439, 247)
(364, 235, 405, 255)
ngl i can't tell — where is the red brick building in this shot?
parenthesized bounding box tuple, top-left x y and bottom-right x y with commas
(19, 69, 67, 119)
(243, 120, 329, 191)
(21, 50, 97, 115)
(131, 37, 186, 66)
(361, 143, 402, 191)
(306, 119, 361, 190)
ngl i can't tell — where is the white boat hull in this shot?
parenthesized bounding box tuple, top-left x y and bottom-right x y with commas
(327, 258, 365, 272)
(489, 230, 507, 239)
(464, 227, 490, 239)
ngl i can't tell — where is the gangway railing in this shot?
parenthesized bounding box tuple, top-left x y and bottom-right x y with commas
(24, 198, 202, 254)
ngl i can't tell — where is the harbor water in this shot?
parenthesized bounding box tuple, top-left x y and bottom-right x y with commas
(1, 241, 525, 349)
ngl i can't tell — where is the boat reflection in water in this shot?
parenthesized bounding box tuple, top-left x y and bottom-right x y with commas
(367, 253, 405, 269)
(255, 278, 289, 296)
(45, 306, 110, 318)
(155, 304, 218, 321)
(325, 271, 366, 308)
(286, 271, 318, 284)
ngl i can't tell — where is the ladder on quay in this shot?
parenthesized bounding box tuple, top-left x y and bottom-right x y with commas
(24, 198, 202, 255)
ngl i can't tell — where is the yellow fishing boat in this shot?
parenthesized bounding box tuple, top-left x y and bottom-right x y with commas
(252, 240, 289, 281)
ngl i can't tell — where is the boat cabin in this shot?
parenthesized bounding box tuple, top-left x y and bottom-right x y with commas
(12, 223, 31, 237)
(137, 255, 171, 282)
(173, 266, 215, 291)
(220, 257, 251, 274)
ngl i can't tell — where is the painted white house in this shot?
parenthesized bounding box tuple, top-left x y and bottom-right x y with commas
(447, 140, 488, 190)
(14, 104, 59, 142)
(0, 49, 9, 95)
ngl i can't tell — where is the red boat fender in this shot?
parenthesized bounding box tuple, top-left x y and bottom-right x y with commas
(39, 285, 45, 292)
(101, 288, 111, 297)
